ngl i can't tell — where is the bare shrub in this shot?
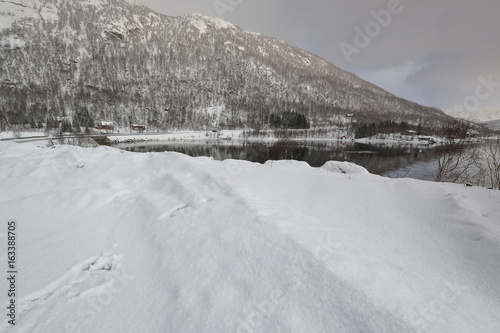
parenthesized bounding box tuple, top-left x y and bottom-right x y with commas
(433, 121, 478, 183)
(475, 139, 500, 189)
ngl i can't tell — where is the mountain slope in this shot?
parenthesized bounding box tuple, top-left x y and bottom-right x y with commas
(0, 0, 452, 130)
(481, 119, 500, 132)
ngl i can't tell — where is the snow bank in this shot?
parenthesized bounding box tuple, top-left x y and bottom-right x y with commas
(110, 130, 243, 144)
(321, 160, 370, 175)
(0, 131, 46, 140)
(1, 142, 499, 332)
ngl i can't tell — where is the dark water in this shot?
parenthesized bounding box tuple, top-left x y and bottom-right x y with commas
(116, 140, 444, 180)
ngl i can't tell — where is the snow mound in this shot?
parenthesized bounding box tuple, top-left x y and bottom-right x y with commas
(321, 160, 370, 174)
(264, 159, 311, 169)
(0, 140, 40, 156)
(1, 143, 500, 332)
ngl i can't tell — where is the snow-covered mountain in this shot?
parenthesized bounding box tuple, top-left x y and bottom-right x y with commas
(0, 0, 452, 130)
(445, 107, 500, 132)
(481, 119, 500, 132)
(446, 107, 500, 123)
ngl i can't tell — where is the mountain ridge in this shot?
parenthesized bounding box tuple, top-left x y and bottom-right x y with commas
(0, 0, 454, 131)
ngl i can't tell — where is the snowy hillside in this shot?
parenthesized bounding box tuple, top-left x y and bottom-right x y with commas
(446, 107, 500, 123)
(482, 119, 500, 132)
(0, 0, 451, 131)
(1, 142, 500, 332)
(445, 107, 500, 132)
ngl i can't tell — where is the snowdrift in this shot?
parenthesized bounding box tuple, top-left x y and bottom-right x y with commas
(1, 142, 499, 332)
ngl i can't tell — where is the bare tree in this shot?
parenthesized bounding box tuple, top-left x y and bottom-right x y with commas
(434, 121, 478, 183)
(475, 139, 500, 189)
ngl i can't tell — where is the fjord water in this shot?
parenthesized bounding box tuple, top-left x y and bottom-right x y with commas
(117, 140, 443, 181)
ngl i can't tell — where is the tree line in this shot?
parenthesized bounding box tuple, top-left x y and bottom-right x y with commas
(355, 121, 423, 138)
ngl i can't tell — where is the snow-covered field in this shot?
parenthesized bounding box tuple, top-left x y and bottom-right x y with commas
(110, 130, 243, 144)
(1, 141, 500, 332)
(0, 131, 46, 140)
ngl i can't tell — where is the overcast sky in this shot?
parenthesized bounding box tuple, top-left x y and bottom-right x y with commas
(136, 0, 500, 117)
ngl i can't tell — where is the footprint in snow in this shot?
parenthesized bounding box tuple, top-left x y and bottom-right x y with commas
(9, 248, 122, 332)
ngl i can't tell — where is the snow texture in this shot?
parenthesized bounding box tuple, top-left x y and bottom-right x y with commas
(1, 142, 500, 332)
(0, 0, 36, 30)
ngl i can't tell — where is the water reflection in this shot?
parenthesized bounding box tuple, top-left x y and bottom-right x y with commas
(117, 140, 445, 180)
